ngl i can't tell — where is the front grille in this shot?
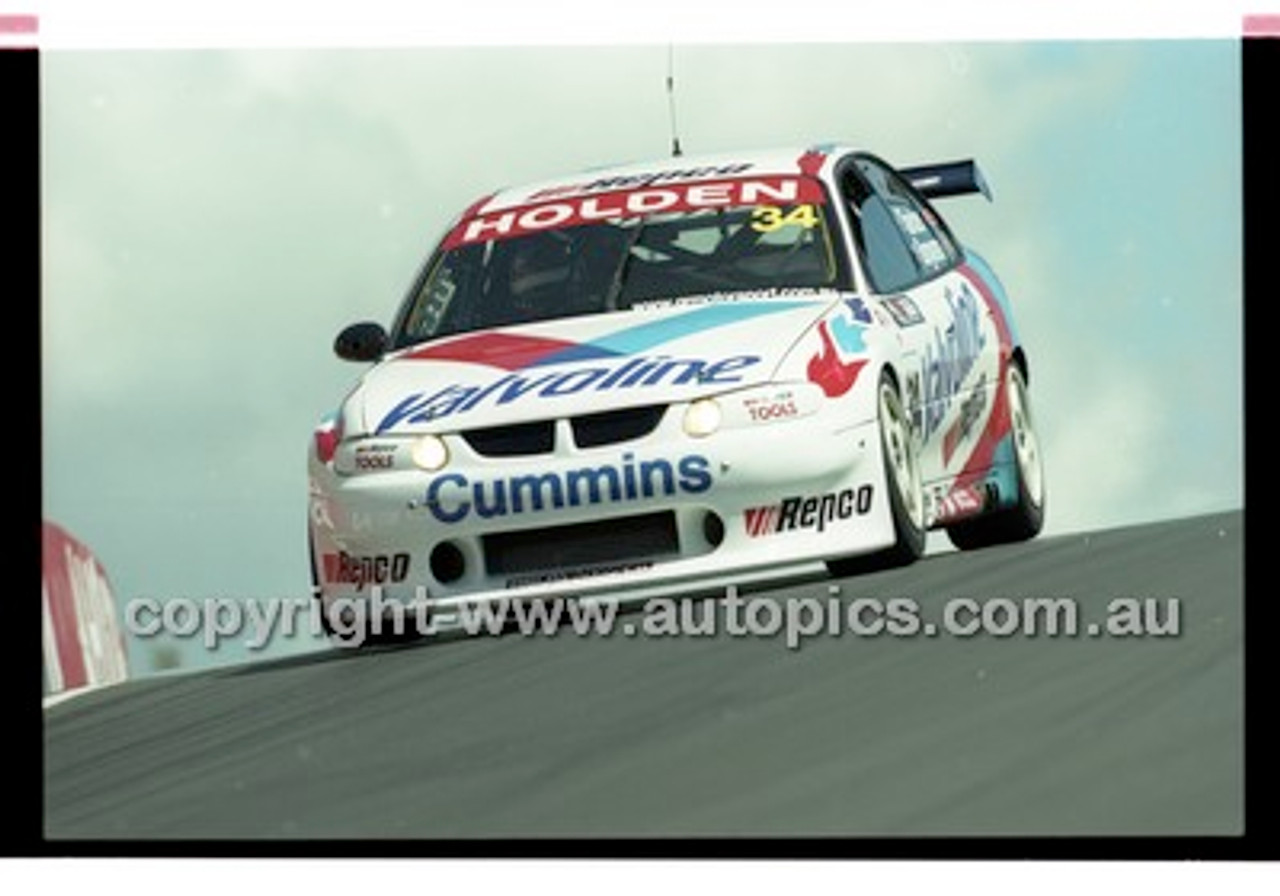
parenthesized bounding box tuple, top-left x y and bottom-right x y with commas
(571, 405, 666, 449)
(460, 405, 667, 457)
(461, 421, 555, 457)
(482, 511, 679, 576)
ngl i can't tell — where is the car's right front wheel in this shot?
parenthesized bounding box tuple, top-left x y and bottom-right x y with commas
(828, 370, 926, 576)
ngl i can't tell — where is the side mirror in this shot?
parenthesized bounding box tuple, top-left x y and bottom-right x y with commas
(334, 322, 387, 362)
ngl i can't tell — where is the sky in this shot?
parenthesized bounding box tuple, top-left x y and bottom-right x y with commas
(39, 7, 1245, 672)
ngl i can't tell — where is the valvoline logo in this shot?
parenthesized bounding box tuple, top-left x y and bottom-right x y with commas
(379, 351, 759, 433)
(376, 302, 807, 433)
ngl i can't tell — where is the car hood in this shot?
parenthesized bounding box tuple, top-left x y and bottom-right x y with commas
(355, 297, 844, 435)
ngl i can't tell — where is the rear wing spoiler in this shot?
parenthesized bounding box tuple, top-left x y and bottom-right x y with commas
(899, 159, 992, 202)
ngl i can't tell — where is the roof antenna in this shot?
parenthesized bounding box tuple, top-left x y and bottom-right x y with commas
(666, 44, 683, 158)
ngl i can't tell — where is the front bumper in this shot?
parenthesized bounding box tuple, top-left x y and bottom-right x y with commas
(309, 391, 894, 616)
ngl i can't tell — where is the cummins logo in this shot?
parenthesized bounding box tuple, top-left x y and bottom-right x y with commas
(421, 453, 712, 524)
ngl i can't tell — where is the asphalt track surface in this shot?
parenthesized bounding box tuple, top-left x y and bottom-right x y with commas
(44, 511, 1243, 841)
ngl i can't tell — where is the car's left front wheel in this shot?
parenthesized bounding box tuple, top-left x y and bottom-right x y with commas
(946, 363, 1045, 550)
(308, 530, 341, 641)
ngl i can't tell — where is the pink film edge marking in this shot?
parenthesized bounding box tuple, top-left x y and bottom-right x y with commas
(0, 13, 37, 33)
(1243, 14, 1280, 36)
(0, 12, 37, 48)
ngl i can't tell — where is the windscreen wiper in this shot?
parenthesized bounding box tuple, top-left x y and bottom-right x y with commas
(604, 220, 646, 311)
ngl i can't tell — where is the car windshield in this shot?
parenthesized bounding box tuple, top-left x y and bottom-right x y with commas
(392, 182, 844, 348)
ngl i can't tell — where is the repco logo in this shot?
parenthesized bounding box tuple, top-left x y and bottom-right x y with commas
(322, 551, 410, 589)
(744, 485, 873, 537)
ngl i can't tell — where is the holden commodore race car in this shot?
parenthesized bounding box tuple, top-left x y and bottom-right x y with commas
(308, 144, 1045, 637)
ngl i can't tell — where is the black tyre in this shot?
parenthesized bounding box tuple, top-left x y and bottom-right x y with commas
(308, 530, 342, 640)
(946, 363, 1045, 550)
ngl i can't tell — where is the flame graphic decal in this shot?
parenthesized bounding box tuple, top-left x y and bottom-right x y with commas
(807, 320, 866, 398)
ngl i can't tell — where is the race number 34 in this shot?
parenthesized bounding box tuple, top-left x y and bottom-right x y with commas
(751, 204, 820, 233)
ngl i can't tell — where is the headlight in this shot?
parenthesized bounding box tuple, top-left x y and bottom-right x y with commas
(410, 434, 450, 471)
(682, 398, 722, 438)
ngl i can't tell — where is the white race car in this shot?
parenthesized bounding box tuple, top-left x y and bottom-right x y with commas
(308, 145, 1045, 637)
